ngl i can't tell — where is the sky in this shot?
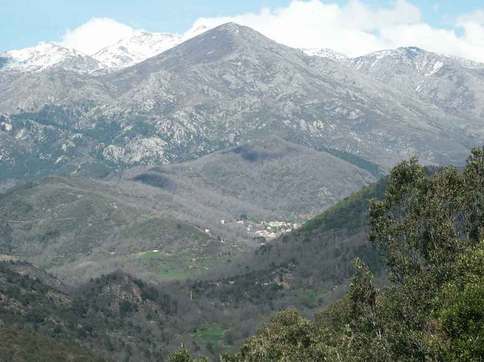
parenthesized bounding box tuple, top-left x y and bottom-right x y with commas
(1, 0, 484, 61)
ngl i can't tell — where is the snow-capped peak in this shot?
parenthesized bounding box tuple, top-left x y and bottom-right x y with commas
(1, 30, 183, 74)
(351, 47, 446, 75)
(303, 48, 349, 62)
(92, 31, 182, 69)
(1, 42, 101, 73)
(351, 46, 484, 74)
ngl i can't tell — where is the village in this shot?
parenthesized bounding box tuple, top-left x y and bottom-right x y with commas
(218, 218, 301, 243)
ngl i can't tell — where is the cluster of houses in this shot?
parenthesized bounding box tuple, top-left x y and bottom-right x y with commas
(218, 218, 300, 242)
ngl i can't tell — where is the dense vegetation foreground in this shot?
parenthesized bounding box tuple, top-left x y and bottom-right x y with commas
(174, 147, 484, 361)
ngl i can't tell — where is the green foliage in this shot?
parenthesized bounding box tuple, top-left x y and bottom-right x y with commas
(228, 310, 333, 361)
(169, 348, 193, 362)
(0, 263, 182, 361)
(462, 147, 484, 243)
(369, 149, 483, 284)
(169, 347, 208, 362)
(193, 324, 226, 348)
(203, 147, 484, 361)
(347, 258, 377, 320)
(322, 146, 386, 178)
(0, 327, 102, 362)
(363, 147, 484, 360)
(303, 178, 386, 234)
(434, 241, 484, 361)
(297, 288, 323, 308)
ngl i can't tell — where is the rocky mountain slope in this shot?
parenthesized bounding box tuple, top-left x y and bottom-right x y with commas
(101, 23, 474, 168)
(351, 47, 484, 138)
(0, 24, 481, 186)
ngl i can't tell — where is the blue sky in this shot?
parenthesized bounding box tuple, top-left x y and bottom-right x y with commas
(0, 0, 482, 51)
(1, 0, 484, 62)
(5, 0, 284, 50)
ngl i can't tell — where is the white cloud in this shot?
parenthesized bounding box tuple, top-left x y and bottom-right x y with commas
(60, 18, 137, 55)
(184, 0, 484, 63)
(457, 10, 484, 48)
(53, 2, 484, 63)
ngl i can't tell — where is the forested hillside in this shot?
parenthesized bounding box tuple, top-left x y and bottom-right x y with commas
(176, 147, 484, 361)
(0, 164, 387, 360)
(0, 137, 375, 284)
(0, 328, 102, 362)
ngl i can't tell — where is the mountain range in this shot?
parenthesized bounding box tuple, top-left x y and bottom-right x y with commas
(1, 23, 482, 187)
(0, 23, 481, 279)
(1, 23, 482, 280)
(1, 22, 483, 360)
(0, 31, 181, 73)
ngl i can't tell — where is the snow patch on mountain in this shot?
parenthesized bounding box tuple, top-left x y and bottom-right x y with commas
(1, 42, 102, 73)
(352, 47, 484, 74)
(303, 48, 349, 62)
(1, 31, 183, 73)
(93, 31, 182, 69)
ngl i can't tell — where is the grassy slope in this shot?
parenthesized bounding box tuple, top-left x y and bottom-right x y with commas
(0, 177, 237, 283)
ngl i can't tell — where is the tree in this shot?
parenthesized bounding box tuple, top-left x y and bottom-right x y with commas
(228, 310, 333, 361)
(433, 240, 484, 361)
(169, 346, 208, 362)
(367, 147, 484, 360)
(462, 147, 484, 243)
(173, 147, 484, 361)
